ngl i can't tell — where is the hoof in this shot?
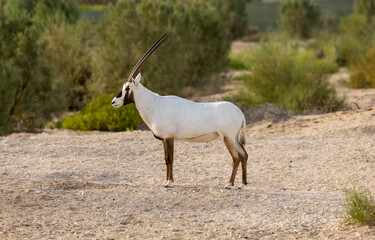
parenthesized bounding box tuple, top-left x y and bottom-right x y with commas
(163, 180, 173, 188)
(224, 183, 232, 189)
(237, 184, 244, 189)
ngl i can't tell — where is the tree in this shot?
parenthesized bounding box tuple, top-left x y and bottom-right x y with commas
(279, 0, 321, 38)
(41, 21, 92, 110)
(0, 7, 54, 134)
(4, 0, 79, 25)
(213, 0, 252, 40)
(90, 0, 230, 97)
(355, 0, 375, 24)
(0, 0, 81, 134)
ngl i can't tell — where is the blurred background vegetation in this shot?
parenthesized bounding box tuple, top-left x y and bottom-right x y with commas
(0, 0, 374, 135)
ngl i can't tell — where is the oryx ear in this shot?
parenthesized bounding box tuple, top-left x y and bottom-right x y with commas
(134, 73, 142, 83)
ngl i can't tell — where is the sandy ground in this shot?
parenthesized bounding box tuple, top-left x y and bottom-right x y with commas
(1, 108, 375, 239)
(1, 68, 375, 239)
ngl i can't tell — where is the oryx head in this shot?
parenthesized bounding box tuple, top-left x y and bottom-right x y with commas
(111, 34, 168, 108)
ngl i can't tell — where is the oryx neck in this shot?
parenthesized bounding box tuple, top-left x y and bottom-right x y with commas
(133, 83, 161, 127)
(134, 83, 160, 104)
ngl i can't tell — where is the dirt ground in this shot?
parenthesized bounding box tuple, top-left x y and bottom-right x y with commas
(1, 69, 375, 239)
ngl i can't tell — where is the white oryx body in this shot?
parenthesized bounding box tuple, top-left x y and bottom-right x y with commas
(133, 80, 245, 143)
(111, 35, 248, 188)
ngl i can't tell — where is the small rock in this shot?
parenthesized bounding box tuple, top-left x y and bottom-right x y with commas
(291, 226, 300, 232)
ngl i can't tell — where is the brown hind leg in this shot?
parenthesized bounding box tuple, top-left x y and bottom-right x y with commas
(239, 145, 248, 187)
(162, 138, 174, 187)
(224, 137, 241, 189)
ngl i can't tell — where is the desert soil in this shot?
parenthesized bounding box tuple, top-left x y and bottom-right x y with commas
(1, 68, 375, 238)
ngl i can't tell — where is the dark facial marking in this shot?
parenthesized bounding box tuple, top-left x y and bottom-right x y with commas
(116, 91, 122, 98)
(123, 88, 134, 106)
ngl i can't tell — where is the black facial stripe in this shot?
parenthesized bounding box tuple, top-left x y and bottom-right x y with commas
(123, 87, 134, 106)
(123, 90, 129, 105)
(116, 91, 122, 98)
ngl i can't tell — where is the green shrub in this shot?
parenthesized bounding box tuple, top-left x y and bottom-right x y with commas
(0, 3, 55, 135)
(78, 5, 109, 12)
(336, 13, 375, 88)
(41, 21, 92, 110)
(90, 0, 230, 98)
(230, 39, 343, 113)
(348, 44, 375, 88)
(229, 46, 253, 71)
(279, 0, 321, 38)
(355, 0, 375, 24)
(4, 0, 79, 25)
(345, 186, 375, 225)
(230, 58, 247, 70)
(0, 0, 82, 135)
(336, 14, 375, 66)
(61, 95, 142, 131)
(212, 0, 251, 40)
(307, 38, 340, 74)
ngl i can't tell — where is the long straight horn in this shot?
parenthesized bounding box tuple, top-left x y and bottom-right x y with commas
(127, 34, 168, 82)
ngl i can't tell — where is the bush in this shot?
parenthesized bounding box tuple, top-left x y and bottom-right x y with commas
(90, 0, 230, 98)
(355, 0, 375, 24)
(41, 21, 92, 110)
(307, 37, 340, 74)
(336, 13, 375, 88)
(348, 44, 375, 88)
(4, 0, 79, 25)
(230, 39, 343, 113)
(230, 58, 247, 70)
(212, 0, 251, 40)
(279, 0, 321, 38)
(336, 14, 375, 66)
(0, 0, 82, 135)
(61, 95, 142, 131)
(345, 186, 375, 225)
(0, 4, 54, 135)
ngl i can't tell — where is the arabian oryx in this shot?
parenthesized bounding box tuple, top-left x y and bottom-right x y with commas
(111, 34, 248, 189)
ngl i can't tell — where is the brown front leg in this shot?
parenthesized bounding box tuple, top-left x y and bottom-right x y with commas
(162, 138, 174, 187)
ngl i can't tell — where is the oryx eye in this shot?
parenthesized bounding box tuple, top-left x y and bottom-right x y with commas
(116, 91, 122, 98)
(125, 86, 130, 91)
